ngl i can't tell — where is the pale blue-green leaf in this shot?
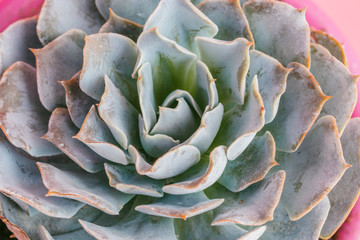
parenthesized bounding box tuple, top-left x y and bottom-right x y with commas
(0, 62, 60, 157)
(320, 118, 360, 239)
(37, 0, 104, 45)
(261, 198, 330, 240)
(74, 105, 130, 165)
(60, 72, 97, 129)
(198, 0, 254, 42)
(138, 116, 180, 158)
(0, 134, 83, 218)
(7, 196, 39, 217)
(144, 0, 218, 52)
(277, 116, 349, 221)
(129, 145, 201, 180)
(151, 98, 199, 142)
(196, 36, 252, 108)
(0, 17, 42, 75)
(95, 0, 160, 25)
(105, 163, 164, 197)
(218, 131, 277, 192)
(135, 28, 197, 103)
(98, 76, 139, 150)
(238, 226, 267, 240)
(37, 163, 133, 215)
(32, 29, 85, 111)
(244, 0, 311, 67)
(163, 146, 227, 194)
(263, 62, 329, 152)
(310, 43, 358, 135)
(247, 50, 289, 123)
(42, 108, 107, 173)
(162, 90, 202, 116)
(209, 171, 285, 226)
(79, 33, 139, 103)
(99, 9, 143, 42)
(136, 192, 223, 219)
(38, 226, 95, 240)
(80, 211, 177, 240)
(214, 76, 265, 160)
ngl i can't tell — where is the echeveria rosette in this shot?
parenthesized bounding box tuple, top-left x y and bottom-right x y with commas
(0, 0, 358, 239)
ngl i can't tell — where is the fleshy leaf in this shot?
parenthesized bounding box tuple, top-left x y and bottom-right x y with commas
(214, 76, 265, 160)
(208, 171, 285, 226)
(162, 146, 227, 194)
(144, 0, 218, 52)
(277, 116, 349, 221)
(60, 72, 97, 129)
(0, 17, 42, 75)
(244, 0, 311, 67)
(320, 118, 360, 239)
(310, 43, 358, 135)
(218, 131, 277, 192)
(263, 62, 329, 152)
(80, 210, 177, 240)
(162, 90, 202, 116)
(98, 76, 139, 150)
(37, 163, 134, 215)
(198, 0, 254, 42)
(79, 33, 139, 103)
(99, 9, 143, 42)
(74, 106, 130, 165)
(95, 0, 160, 25)
(38, 225, 95, 240)
(42, 108, 107, 173)
(262, 198, 330, 240)
(0, 133, 83, 218)
(105, 163, 164, 197)
(135, 192, 223, 219)
(135, 28, 197, 103)
(0, 62, 60, 157)
(175, 211, 265, 240)
(196, 36, 252, 108)
(247, 50, 289, 123)
(151, 98, 199, 142)
(311, 29, 347, 66)
(129, 145, 201, 180)
(32, 29, 86, 111)
(37, 0, 104, 45)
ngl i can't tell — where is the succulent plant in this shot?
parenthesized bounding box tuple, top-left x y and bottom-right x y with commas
(0, 0, 359, 239)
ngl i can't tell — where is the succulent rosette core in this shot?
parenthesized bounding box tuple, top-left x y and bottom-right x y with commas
(0, 0, 359, 239)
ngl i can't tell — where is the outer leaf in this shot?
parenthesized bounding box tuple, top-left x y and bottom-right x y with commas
(208, 171, 285, 226)
(214, 76, 265, 160)
(0, 62, 60, 157)
(278, 116, 349, 221)
(144, 0, 218, 52)
(79, 33, 139, 103)
(0, 133, 83, 218)
(162, 146, 227, 194)
(198, 0, 254, 42)
(74, 106, 130, 165)
(310, 43, 358, 135)
(37, 0, 104, 45)
(0, 17, 42, 75)
(129, 145, 201, 180)
(196, 36, 252, 108)
(135, 192, 223, 219)
(105, 163, 164, 197)
(37, 163, 134, 215)
(218, 131, 277, 192)
(244, 0, 311, 67)
(247, 50, 289, 123)
(42, 108, 107, 173)
(95, 0, 160, 25)
(320, 118, 360, 239)
(38, 226, 95, 240)
(99, 9, 143, 42)
(60, 72, 97, 129)
(263, 62, 329, 152)
(32, 29, 86, 111)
